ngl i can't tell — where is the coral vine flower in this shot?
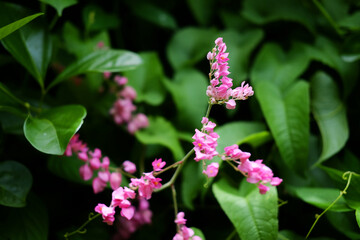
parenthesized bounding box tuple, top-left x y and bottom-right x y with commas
(123, 160, 137, 174)
(203, 162, 219, 178)
(95, 203, 116, 225)
(130, 172, 162, 200)
(192, 118, 219, 161)
(173, 212, 202, 240)
(152, 158, 166, 171)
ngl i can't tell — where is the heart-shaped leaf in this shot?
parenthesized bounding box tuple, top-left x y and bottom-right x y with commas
(23, 105, 86, 155)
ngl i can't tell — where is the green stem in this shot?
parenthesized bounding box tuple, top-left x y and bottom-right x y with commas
(305, 171, 354, 239)
(108, 166, 136, 179)
(205, 104, 213, 119)
(154, 149, 195, 192)
(64, 213, 100, 239)
(312, 0, 345, 36)
(225, 228, 238, 240)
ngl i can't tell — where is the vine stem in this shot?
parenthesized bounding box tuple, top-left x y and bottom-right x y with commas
(305, 171, 354, 239)
(171, 184, 179, 231)
(64, 213, 101, 239)
(312, 0, 345, 36)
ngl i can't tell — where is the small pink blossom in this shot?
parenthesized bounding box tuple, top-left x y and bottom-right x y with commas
(203, 162, 219, 177)
(152, 158, 166, 171)
(89, 157, 101, 170)
(110, 172, 122, 190)
(98, 170, 110, 182)
(95, 203, 115, 225)
(121, 206, 135, 220)
(114, 75, 128, 86)
(127, 113, 149, 134)
(175, 212, 187, 225)
(92, 177, 107, 194)
(79, 164, 93, 181)
(123, 160, 136, 174)
(65, 134, 88, 156)
(119, 86, 137, 100)
(103, 71, 111, 79)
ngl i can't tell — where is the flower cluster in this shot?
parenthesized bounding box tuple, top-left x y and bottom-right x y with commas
(173, 212, 202, 240)
(223, 144, 282, 194)
(206, 37, 254, 109)
(94, 158, 165, 226)
(192, 117, 219, 161)
(113, 198, 153, 239)
(65, 134, 137, 194)
(106, 74, 149, 134)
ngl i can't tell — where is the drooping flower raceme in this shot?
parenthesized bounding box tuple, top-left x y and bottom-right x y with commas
(192, 117, 219, 161)
(222, 144, 282, 194)
(206, 37, 254, 109)
(173, 212, 202, 240)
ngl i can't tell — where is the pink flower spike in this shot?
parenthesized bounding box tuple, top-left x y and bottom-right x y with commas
(203, 162, 219, 178)
(79, 164, 93, 181)
(110, 172, 122, 190)
(92, 177, 107, 194)
(258, 184, 270, 194)
(175, 212, 187, 225)
(123, 160, 137, 174)
(152, 158, 166, 171)
(121, 206, 135, 220)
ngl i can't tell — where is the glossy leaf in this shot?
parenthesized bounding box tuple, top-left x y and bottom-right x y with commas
(135, 116, 184, 160)
(344, 173, 360, 210)
(0, 3, 51, 89)
(255, 81, 310, 175)
(123, 52, 166, 106)
(0, 194, 48, 239)
(40, 0, 77, 16)
(311, 72, 348, 164)
(0, 160, 32, 207)
(163, 69, 208, 130)
(241, 0, 315, 33)
(0, 12, 43, 40)
(166, 27, 217, 70)
(192, 227, 206, 239)
(48, 49, 142, 90)
(294, 187, 352, 212)
(23, 105, 86, 155)
(356, 208, 360, 228)
(327, 211, 360, 239)
(251, 43, 310, 90)
(213, 179, 278, 240)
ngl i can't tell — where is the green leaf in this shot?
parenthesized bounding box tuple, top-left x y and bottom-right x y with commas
(241, 0, 315, 33)
(63, 22, 111, 58)
(135, 116, 184, 160)
(356, 208, 360, 228)
(23, 105, 87, 155)
(0, 193, 48, 239)
(129, 2, 177, 30)
(123, 52, 166, 106)
(310, 72, 348, 164)
(251, 43, 310, 90)
(339, 12, 360, 31)
(192, 227, 206, 239)
(48, 49, 142, 90)
(163, 69, 208, 130)
(182, 121, 267, 209)
(327, 211, 360, 239)
(40, 0, 77, 16)
(0, 12, 43, 40)
(255, 81, 310, 175)
(220, 29, 264, 84)
(166, 27, 217, 70)
(82, 4, 120, 32)
(0, 160, 32, 207)
(294, 187, 352, 212)
(213, 179, 278, 240)
(0, 3, 51, 89)
(344, 173, 360, 210)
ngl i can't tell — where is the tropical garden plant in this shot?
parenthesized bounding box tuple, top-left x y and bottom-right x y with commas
(0, 0, 360, 239)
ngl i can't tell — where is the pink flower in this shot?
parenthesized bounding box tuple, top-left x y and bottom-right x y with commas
(92, 177, 107, 194)
(226, 99, 236, 109)
(223, 144, 251, 162)
(79, 164, 93, 181)
(192, 122, 219, 161)
(203, 162, 219, 177)
(119, 86, 137, 100)
(65, 134, 88, 156)
(152, 158, 166, 171)
(103, 71, 111, 79)
(121, 206, 135, 220)
(110, 172, 122, 190)
(95, 203, 115, 225)
(114, 75, 128, 86)
(123, 160, 136, 174)
(258, 184, 270, 194)
(130, 173, 162, 200)
(110, 98, 136, 125)
(127, 113, 149, 134)
(175, 212, 187, 225)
